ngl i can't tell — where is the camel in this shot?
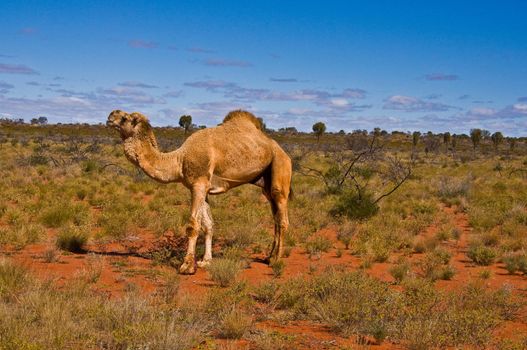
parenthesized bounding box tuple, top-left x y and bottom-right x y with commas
(107, 109, 292, 274)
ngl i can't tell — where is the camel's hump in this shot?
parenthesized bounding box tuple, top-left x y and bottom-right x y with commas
(222, 110, 263, 130)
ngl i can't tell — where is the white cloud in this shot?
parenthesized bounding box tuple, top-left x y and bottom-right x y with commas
(383, 95, 455, 112)
(467, 107, 497, 117)
(330, 98, 349, 107)
(512, 103, 527, 113)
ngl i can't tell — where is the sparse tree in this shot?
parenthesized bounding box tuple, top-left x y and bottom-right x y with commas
(470, 128, 482, 153)
(451, 134, 458, 159)
(312, 122, 326, 142)
(412, 131, 421, 150)
(424, 133, 440, 155)
(279, 126, 298, 134)
(411, 131, 421, 159)
(443, 132, 451, 152)
(256, 117, 266, 132)
(508, 138, 516, 152)
(295, 133, 413, 220)
(30, 116, 48, 125)
(179, 115, 192, 136)
(491, 131, 504, 152)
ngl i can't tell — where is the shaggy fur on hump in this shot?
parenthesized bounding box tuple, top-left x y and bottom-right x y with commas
(222, 110, 263, 130)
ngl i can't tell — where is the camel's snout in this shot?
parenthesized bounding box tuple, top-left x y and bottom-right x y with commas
(106, 117, 119, 130)
(107, 110, 125, 129)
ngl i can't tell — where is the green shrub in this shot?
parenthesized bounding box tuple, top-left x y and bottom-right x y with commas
(41, 205, 74, 228)
(217, 308, 252, 339)
(222, 245, 250, 268)
(41, 203, 87, 228)
(337, 221, 356, 249)
(305, 235, 332, 259)
(0, 259, 29, 301)
(481, 231, 500, 247)
(420, 248, 454, 281)
(451, 227, 462, 240)
(301, 271, 394, 337)
(251, 330, 294, 350)
(253, 280, 279, 304)
(270, 260, 285, 278)
(502, 252, 527, 275)
(82, 159, 99, 173)
(371, 245, 390, 263)
(0, 223, 44, 248)
(436, 176, 471, 199)
(282, 246, 292, 257)
(56, 225, 88, 253)
(440, 265, 456, 280)
(43, 248, 60, 263)
(207, 258, 242, 287)
(432, 247, 452, 264)
(389, 261, 411, 284)
(467, 244, 497, 266)
(479, 269, 492, 279)
(76, 188, 88, 200)
(98, 211, 131, 238)
(331, 191, 379, 220)
(360, 255, 375, 269)
(413, 236, 438, 253)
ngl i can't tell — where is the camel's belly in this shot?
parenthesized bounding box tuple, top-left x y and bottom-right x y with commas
(208, 172, 259, 195)
(208, 175, 233, 194)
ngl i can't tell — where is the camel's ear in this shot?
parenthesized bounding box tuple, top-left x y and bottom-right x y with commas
(130, 112, 141, 127)
(130, 112, 149, 128)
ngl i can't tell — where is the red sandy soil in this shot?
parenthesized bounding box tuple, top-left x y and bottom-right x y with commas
(1, 205, 527, 349)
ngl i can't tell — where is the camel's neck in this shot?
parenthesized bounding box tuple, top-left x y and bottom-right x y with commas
(123, 130, 183, 183)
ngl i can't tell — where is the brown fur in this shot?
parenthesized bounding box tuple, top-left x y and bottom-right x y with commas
(107, 109, 292, 274)
(222, 110, 263, 130)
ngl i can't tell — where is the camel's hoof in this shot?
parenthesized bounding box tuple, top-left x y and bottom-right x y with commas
(197, 259, 212, 268)
(179, 262, 196, 275)
(179, 256, 196, 275)
(263, 256, 278, 265)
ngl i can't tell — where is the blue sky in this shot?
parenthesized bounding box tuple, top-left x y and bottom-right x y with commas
(1, 1, 526, 135)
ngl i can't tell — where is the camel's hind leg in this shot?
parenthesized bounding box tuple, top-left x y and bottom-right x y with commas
(265, 152, 292, 263)
(197, 200, 214, 267)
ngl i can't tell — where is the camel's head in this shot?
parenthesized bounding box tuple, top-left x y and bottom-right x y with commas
(107, 110, 150, 139)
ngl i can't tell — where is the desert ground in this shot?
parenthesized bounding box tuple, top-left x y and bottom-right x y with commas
(1, 121, 527, 349)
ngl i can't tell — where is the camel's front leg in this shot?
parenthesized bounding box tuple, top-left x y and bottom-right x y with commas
(197, 200, 214, 268)
(179, 184, 207, 275)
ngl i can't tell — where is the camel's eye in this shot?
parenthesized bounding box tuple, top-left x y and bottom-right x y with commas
(120, 117, 126, 124)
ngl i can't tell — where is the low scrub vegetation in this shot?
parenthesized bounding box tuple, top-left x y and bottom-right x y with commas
(207, 258, 243, 287)
(272, 268, 521, 348)
(468, 243, 497, 266)
(1, 122, 526, 348)
(0, 272, 223, 349)
(56, 225, 89, 252)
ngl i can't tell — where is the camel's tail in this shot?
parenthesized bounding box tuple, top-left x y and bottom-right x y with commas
(289, 185, 294, 201)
